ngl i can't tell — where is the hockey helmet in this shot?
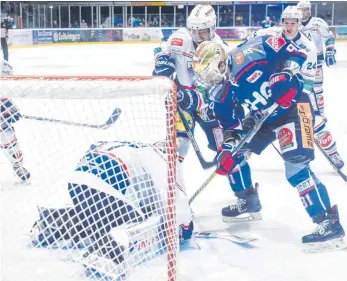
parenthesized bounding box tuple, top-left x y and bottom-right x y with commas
(187, 5, 217, 44)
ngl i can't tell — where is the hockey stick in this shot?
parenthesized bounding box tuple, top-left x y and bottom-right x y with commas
(188, 170, 217, 205)
(188, 103, 279, 205)
(271, 142, 282, 157)
(230, 103, 279, 155)
(314, 139, 347, 182)
(194, 231, 257, 245)
(23, 108, 121, 129)
(177, 107, 216, 169)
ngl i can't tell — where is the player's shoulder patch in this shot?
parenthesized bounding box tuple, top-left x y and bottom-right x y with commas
(265, 36, 286, 52)
(171, 37, 183, 47)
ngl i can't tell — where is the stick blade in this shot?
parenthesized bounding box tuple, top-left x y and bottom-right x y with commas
(102, 108, 122, 129)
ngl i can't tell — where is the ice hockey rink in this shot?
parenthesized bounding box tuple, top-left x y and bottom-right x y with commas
(1, 41, 347, 281)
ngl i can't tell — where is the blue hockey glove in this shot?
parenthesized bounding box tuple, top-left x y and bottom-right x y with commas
(152, 53, 176, 78)
(325, 47, 336, 67)
(269, 71, 304, 108)
(177, 89, 201, 112)
(179, 221, 194, 242)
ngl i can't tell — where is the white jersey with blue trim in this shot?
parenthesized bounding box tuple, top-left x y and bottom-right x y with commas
(158, 28, 229, 88)
(299, 16, 335, 63)
(69, 141, 192, 227)
(252, 27, 317, 94)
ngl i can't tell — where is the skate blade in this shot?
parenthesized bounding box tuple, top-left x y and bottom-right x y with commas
(222, 212, 262, 223)
(303, 237, 347, 253)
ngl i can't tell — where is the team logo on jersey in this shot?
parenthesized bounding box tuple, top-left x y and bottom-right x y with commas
(172, 38, 183, 46)
(265, 37, 286, 52)
(317, 131, 333, 148)
(235, 53, 244, 64)
(247, 70, 263, 83)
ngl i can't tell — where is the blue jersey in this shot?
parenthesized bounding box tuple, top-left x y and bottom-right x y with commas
(213, 36, 307, 118)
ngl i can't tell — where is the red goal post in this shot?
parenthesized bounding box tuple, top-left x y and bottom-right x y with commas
(0, 75, 179, 281)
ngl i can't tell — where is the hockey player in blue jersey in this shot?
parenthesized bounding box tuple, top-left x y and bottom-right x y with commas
(192, 16, 345, 250)
(251, 5, 346, 178)
(30, 141, 193, 278)
(1, 97, 30, 182)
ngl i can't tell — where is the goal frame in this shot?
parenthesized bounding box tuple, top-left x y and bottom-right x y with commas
(1, 75, 178, 281)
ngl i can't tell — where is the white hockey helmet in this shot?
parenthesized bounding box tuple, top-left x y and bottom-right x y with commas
(187, 5, 216, 44)
(281, 6, 303, 39)
(296, 1, 311, 20)
(281, 6, 303, 24)
(297, 0, 312, 10)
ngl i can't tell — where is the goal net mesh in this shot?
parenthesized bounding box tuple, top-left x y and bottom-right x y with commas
(0, 76, 178, 281)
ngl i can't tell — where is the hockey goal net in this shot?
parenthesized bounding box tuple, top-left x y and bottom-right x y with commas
(0, 76, 178, 281)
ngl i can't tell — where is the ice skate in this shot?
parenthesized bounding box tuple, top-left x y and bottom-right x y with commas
(222, 183, 262, 223)
(303, 205, 346, 253)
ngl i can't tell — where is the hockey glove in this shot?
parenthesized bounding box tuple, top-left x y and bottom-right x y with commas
(269, 71, 303, 109)
(153, 46, 162, 57)
(325, 47, 336, 67)
(177, 89, 202, 112)
(179, 221, 194, 242)
(152, 53, 176, 78)
(216, 143, 237, 176)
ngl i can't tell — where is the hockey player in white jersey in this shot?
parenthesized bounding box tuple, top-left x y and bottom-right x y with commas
(153, 5, 227, 163)
(30, 141, 193, 279)
(297, 0, 345, 169)
(1, 58, 31, 182)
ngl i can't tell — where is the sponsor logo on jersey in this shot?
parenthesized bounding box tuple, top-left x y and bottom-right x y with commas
(176, 111, 194, 132)
(317, 131, 333, 148)
(276, 122, 297, 153)
(317, 94, 324, 107)
(242, 48, 253, 55)
(297, 103, 314, 149)
(296, 178, 315, 195)
(247, 70, 263, 83)
(172, 38, 183, 46)
(235, 53, 244, 64)
(278, 127, 294, 149)
(265, 36, 286, 52)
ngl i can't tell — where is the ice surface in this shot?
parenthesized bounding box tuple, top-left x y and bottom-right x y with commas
(1, 42, 347, 281)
